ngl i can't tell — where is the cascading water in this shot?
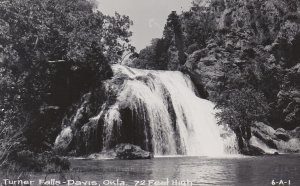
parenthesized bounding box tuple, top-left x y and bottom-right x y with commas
(98, 65, 237, 157)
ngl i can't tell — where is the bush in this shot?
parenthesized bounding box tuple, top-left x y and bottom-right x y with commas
(1, 150, 70, 173)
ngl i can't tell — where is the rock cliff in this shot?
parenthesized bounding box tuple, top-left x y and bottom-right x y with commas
(184, 0, 300, 130)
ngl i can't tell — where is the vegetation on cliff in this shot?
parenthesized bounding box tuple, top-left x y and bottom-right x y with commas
(0, 0, 133, 171)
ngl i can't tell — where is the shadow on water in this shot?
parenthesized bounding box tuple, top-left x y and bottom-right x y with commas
(0, 155, 299, 186)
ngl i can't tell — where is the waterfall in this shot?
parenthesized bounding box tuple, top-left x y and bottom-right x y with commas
(98, 65, 236, 157)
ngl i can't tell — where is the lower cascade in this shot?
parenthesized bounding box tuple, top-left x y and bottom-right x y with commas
(56, 65, 237, 157)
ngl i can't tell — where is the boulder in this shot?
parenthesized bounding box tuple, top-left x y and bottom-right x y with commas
(54, 126, 73, 154)
(252, 123, 279, 150)
(274, 128, 290, 141)
(88, 151, 116, 160)
(252, 122, 277, 139)
(251, 122, 300, 153)
(115, 144, 153, 160)
(249, 136, 277, 154)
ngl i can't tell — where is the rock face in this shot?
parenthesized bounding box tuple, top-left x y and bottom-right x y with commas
(54, 126, 73, 154)
(52, 86, 111, 156)
(184, 0, 300, 130)
(115, 144, 153, 160)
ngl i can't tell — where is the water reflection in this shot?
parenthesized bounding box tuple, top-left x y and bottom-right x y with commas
(1, 155, 299, 186)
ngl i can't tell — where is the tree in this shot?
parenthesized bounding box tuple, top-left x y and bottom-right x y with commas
(182, 2, 217, 50)
(215, 88, 270, 150)
(130, 38, 169, 70)
(164, 11, 185, 65)
(153, 38, 169, 69)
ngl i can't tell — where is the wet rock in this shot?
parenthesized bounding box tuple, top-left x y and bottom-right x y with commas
(249, 136, 277, 154)
(289, 127, 300, 138)
(274, 128, 290, 141)
(88, 151, 116, 160)
(251, 122, 300, 153)
(115, 144, 153, 160)
(241, 144, 265, 156)
(252, 122, 277, 139)
(54, 127, 73, 154)
(252, 122, 279, 150)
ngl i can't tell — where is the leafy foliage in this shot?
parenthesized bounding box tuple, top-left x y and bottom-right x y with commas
(182, 2, 217, 51)
(0, 0, 133, 64)
(163, 11, 185, 65)
(129, 38, 169, 70)
(215, 88, 270, 131)
(0, 0, 133, 171)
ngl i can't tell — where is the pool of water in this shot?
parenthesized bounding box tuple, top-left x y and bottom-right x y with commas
(1, 155, 300, 186)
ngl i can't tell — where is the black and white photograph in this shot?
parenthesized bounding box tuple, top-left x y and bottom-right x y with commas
(0, 0, 300, 185)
